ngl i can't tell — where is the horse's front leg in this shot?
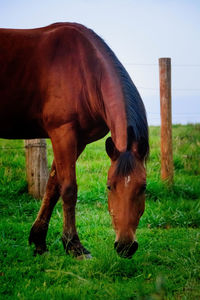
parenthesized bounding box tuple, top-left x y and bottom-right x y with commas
(50, 123, 91, 259)
(29, 160, 60, 254)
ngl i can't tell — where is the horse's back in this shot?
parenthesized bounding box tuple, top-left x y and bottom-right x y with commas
(0, 23, 89, 139)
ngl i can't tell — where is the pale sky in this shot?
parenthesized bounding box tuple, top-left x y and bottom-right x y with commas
(1, 0, 200, 124)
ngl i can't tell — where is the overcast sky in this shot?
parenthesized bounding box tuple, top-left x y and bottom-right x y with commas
(1, 0, 200, 124)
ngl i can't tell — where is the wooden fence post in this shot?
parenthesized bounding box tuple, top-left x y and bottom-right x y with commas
(25, 139, 48, 199)
(159, 57, 173, 183)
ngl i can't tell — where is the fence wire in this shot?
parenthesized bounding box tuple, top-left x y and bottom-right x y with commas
(0, 62, 199, 151)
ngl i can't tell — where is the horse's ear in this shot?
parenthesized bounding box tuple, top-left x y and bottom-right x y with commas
(105, 137, 120, 161)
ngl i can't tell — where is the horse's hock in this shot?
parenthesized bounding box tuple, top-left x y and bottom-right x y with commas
(25, 139, 48, 199)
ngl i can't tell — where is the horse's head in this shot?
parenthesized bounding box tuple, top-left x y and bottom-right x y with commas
(106, 136, 147, 258)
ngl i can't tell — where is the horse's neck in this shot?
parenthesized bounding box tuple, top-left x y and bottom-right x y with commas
(99, 64, 128, 153)
(77, 27, 128, 152)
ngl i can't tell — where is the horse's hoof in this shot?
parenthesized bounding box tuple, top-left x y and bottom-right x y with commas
(76, 253, 92, 260)
(33, 246, 48, 256)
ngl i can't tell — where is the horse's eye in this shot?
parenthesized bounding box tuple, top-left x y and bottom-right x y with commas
(140, 183, 147, 194)
(107, 185, 111, 191)
(107, 182, 116, 191)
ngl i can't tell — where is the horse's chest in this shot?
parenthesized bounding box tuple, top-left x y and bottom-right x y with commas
(79, 120, 109, 144)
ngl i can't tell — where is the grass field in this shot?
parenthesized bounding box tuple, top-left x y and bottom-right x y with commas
(0, 124, 200, 299)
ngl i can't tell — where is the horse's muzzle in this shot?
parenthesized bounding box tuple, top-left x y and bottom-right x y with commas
(114, 241, 138, 258)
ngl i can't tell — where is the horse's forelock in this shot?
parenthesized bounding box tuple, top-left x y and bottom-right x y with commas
(115, 151, 135, 177)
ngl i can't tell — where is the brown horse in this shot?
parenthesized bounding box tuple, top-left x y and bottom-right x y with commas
(0, 23, 149, 259)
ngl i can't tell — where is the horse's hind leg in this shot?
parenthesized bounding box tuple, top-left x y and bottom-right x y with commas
(29, 160, 60, 255)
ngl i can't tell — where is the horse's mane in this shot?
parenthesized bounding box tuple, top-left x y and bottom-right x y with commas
(86, 28, 149, 155)
(70, 24, 149, 176)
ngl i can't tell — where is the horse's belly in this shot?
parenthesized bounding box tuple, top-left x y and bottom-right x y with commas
(0, 119, 48, 139)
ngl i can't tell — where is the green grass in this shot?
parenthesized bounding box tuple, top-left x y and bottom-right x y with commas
(0, 124, 200, 299)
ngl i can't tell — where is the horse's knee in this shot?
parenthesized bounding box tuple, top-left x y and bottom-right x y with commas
(61, 182, 77, 200)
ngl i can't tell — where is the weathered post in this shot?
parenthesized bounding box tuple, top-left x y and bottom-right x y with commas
(159, 57, 173, 183)
(25, 139, 48, 199)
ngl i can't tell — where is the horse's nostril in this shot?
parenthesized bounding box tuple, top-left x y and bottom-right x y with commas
(114, 241, 138, 258)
